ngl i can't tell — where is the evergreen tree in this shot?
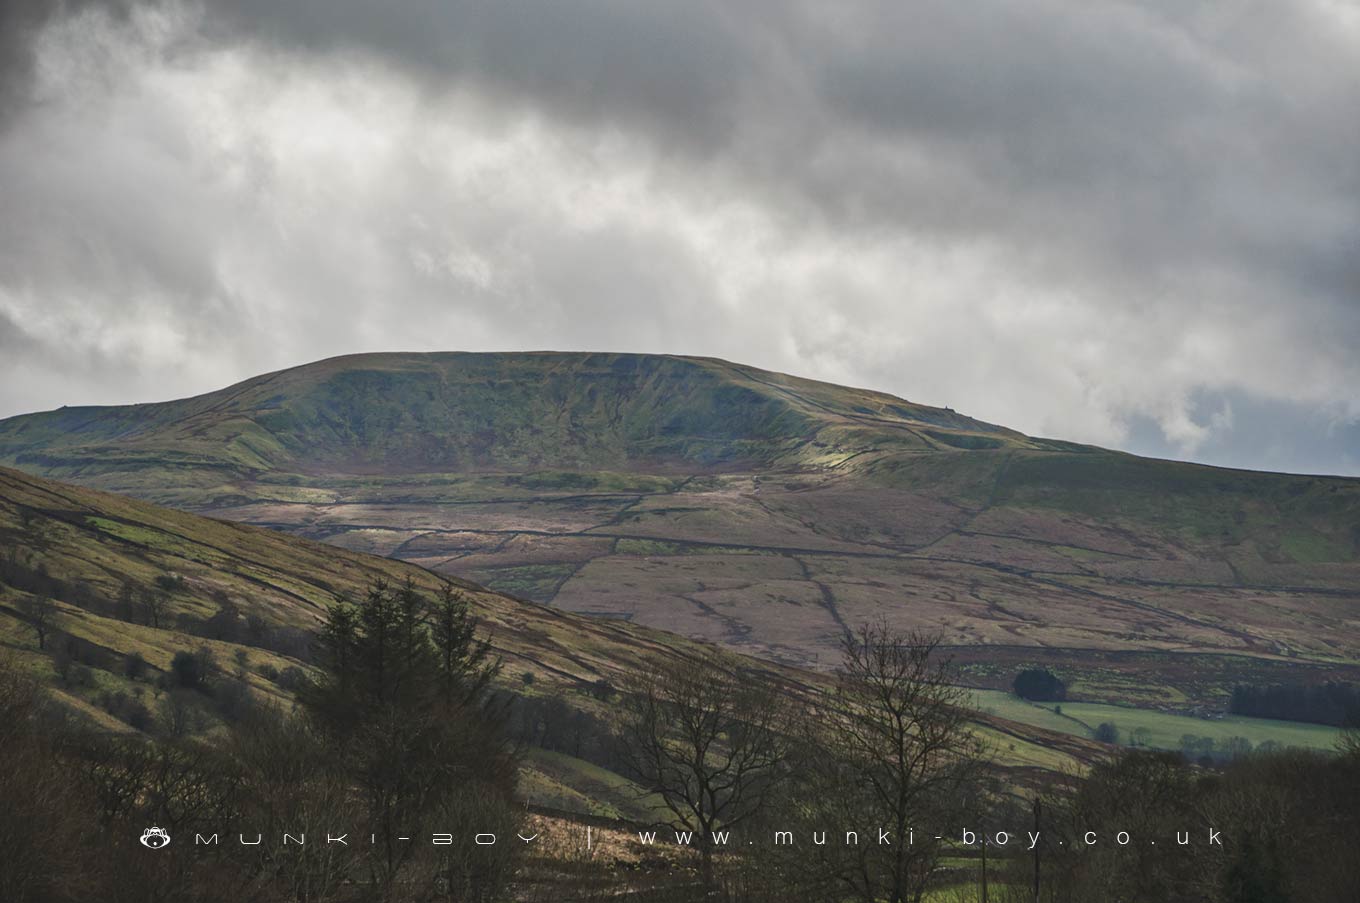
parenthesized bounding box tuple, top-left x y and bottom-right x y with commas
(301, 579, 517, 899)
(430, 584, 499, 704)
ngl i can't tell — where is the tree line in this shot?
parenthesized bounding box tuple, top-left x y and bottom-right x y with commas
(1, 578, 519, 903)
(1229, 681, 1360, 727)
(5, 570, 1360, 901)
(613, 638, 1360, 902)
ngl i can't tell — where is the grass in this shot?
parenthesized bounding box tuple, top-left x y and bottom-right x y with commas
(971, 723, 1078, 772)
(969, 689, 1344, 752)
(2, 464, 832, 824)
(469, 563, 577, 599)
(1280, 531, 1350, 563)
(522, 748, 665, 822)
(4, 345, 1360, 821)
(4, 351, 1359, 695)
(924, 882, 1025, 902)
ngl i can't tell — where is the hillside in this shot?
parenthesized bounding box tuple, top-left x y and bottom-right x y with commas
(0, 465, 1100, 802)
(0, 352, 1032, 478)
(3, 351, 1359, 708)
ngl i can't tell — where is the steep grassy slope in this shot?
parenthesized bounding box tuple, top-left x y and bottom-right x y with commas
(2, 352, 1358, 708)
(0, 464, 719, 689)
(0, 466, 1106, 807)
(0, 352, 1031, 481)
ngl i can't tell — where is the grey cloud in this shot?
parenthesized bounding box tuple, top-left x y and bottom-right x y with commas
(0, 1, 65, 123)
(0, 0, 132, 126)
(205, 1, 1360, 323)
(1124, 389, 1360, 478)
(209, 0, 764, 153)
(0, 0, 1358, 475)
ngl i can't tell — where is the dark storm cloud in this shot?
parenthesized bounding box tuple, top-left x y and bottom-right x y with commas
(204, 0, 1360, 401)
(0, 1, 130, 125)
(0, 0, 1357, 474)
(0, 1, 64, 123)
(205, 1, 1360, 283)
(209, 0, 762, 152)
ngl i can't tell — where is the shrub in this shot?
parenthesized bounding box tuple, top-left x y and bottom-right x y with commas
(153, 574, 184, 593)
(276, 665, 307, 692)
(169, 646, 216, 691)
(1013, 667, 1067, 702)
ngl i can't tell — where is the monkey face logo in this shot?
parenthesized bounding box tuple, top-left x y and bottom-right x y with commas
(140, 827, 171, 849)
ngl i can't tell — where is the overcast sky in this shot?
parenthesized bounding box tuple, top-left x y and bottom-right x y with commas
(1, 1, 1358, 475)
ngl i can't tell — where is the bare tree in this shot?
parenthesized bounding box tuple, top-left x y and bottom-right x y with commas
(223, 704, 354, 902)
(785, 624, 985, 903)
(158, 690, 204, 738)
(142, 588, 170, 629)
(17, 593, 56, 650)
(618, 651, 791, 895)
(0, 653, 109, 901)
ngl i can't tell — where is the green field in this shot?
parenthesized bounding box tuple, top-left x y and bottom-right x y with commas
(969, 688, 1344, 752)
